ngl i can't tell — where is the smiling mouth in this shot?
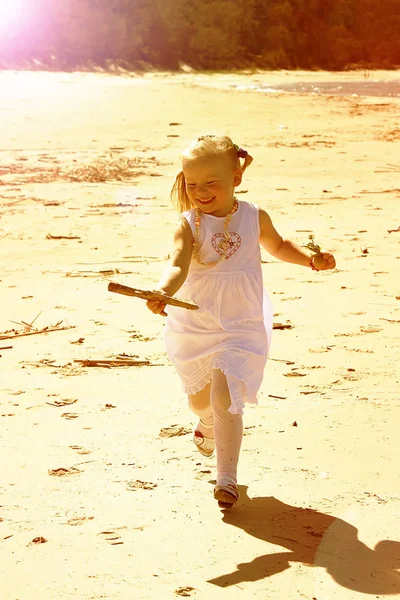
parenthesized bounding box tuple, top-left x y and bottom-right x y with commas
(197, 197, 215, 205)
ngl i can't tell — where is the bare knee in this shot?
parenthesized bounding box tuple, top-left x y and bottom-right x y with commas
(188, 382, 211, 414)
(211, 369, 232, 412)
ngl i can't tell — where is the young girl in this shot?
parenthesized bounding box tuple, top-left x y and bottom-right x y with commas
(147, 134, 336, 508)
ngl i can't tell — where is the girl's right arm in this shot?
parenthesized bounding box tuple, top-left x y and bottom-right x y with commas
(146, 217, 193, 316)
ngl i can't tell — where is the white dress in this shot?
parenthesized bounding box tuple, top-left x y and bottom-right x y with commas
(164, 200, 273, 415)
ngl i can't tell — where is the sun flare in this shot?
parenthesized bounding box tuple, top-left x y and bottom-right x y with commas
(0, 0, 24, 29)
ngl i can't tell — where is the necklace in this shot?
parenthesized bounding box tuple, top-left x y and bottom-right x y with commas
(193, 198, 238, 267)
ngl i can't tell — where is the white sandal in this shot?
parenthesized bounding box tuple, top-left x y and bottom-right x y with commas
(193, 420, 215, 457)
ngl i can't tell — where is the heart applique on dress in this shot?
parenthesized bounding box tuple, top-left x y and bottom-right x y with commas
(211, 232, 241, 259)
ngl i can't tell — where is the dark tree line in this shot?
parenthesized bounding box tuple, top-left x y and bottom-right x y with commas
(1, 0, 399, 70)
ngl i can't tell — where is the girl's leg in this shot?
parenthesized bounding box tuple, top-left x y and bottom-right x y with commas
(188, 382, 213, 438)
(210, 369, 243, 489)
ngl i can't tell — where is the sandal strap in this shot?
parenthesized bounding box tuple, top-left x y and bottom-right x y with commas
(214, 484, 239, 501)
(199, 418, 214, 429)
(194, 430, 215, 452)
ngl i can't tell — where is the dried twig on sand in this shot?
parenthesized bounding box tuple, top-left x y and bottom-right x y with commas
(0, 321, 75, 341)
(388, 226, 400, 233)
(108, 282, 199, 310)
(74, 358, 152, 368)
(46, 234, 81, 240)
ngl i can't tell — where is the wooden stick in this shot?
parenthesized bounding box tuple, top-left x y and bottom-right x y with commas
(0, 325, 75, 341)
(74, 359, 152, 367)
(46, 234, 81, 240)
(108, 282, 199, 310)
(29, 311, 42, 328)
(0, 346, 13, 350)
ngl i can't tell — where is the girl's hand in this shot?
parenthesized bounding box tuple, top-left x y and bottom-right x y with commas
(312, 252, 336, 271)
(146, 290, 167, 317)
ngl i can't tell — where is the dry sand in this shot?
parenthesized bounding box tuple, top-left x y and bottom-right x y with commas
(1, 69, 400, 600)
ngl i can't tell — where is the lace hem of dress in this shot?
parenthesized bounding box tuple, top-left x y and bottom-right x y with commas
(180, 355, 258, 416)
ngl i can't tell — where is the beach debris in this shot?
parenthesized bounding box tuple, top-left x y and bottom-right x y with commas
(0, 319, 75, 341)
(380, 318, 400, 323)
(46, 234, 81, 240)
(77, 256, 167, 264)
(361, 246, 369, 254)
(175, 587, 196, 597)
(127, 480, 157, 491)
(388, 226, 400, 233)
(94, 202, 136, 208)
(46, 398, 78, 407)
(0, 346, 12, 350)
(67, 516, 94, 526)
(273, 322, 293, 330)
(70, 337, 85, 344)
(108, 282, 199, 311)
(66, 268, 133, 278)
(48, 467, 81, 477)
(0, 153, 163, 185)
(30, 537, 47, 545)
(159, 425, 191, 438)
(284, 371, 306, 377)
(374, 163, 400, 173)
(360, 325, 382, 333)
(98, 530, 124, 545)
(70, 445, 91, 455)
(302, 234, 322, 255)
(74, 356, 152, 368)
(270, 358, 295, 365)
(61, 413, 79, 420)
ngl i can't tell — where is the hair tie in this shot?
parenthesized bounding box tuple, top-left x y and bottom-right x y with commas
(234, 144, 248, 159)
(198, 134, 215, 142)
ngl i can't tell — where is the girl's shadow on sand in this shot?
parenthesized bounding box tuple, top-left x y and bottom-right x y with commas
(208, 487, 400, 595)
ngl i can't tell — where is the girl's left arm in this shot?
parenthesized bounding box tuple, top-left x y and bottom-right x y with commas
(259, 209, 336, 271)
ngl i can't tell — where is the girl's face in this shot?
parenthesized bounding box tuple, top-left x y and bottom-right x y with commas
(182, 154, 242, 217)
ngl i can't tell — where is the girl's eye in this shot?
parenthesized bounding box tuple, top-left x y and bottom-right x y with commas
(206, 181, 216, 185)
(187, 184, 196, 188)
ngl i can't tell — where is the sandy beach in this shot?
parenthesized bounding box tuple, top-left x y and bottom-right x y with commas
(1, 69, 400, 599)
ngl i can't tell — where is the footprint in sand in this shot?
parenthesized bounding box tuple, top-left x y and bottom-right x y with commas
(97, 530, 124, 545)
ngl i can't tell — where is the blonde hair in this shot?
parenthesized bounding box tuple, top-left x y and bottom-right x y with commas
(170, 134, 253, 213)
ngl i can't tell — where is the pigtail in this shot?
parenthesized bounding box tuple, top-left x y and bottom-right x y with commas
(241, 153, 253, 173)
(233, 144, 253, 173)
(170, 170, 192, 213)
